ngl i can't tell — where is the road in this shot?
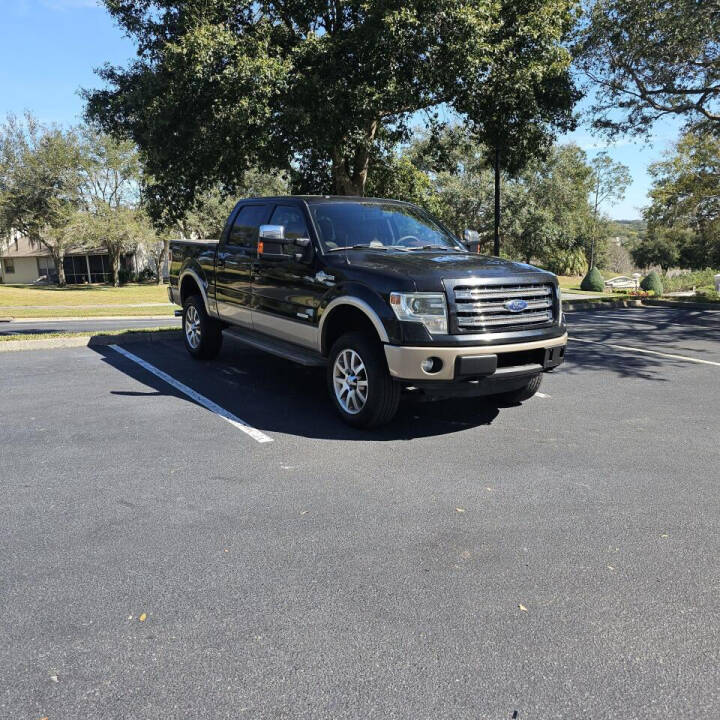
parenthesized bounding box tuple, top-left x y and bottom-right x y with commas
(1, 306, 718, 719)
(0, 315, 180, 336)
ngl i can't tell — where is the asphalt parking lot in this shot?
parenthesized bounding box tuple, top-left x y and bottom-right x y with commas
(2, 306, 719, 719)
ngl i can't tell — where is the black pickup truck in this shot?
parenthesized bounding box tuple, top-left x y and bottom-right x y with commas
(169, 196, 567, 427)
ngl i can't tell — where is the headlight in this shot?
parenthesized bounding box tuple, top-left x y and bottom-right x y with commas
(389, 292, 448, 335)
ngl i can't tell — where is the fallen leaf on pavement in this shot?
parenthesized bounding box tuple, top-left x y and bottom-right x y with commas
(518, 604, 528, 612)
(455, 507, 465, 513)
(139, 613, 147, 622)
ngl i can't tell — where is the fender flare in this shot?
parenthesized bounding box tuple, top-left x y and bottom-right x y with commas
(319, 296, 390, 353)
(178, 268, 210, 311)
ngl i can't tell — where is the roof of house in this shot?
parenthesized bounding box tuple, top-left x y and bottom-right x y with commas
(1, 235, 109, 258)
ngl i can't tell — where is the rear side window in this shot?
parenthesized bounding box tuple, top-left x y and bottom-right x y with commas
(268, 205, 310, 254)
(228, 204, 269, 247)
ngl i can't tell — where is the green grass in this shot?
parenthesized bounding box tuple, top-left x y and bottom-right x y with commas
(557, 274, 619, 296)
(0, 283, 174, 318)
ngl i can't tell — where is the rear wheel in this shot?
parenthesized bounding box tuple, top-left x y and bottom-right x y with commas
(491, 373, 543, 403)
(327, 332, 400, 428)
(183, 294, 223, 360)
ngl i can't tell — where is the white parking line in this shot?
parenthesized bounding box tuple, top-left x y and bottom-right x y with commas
(109, 344, 273, 443)
(570, 337, 720, 367)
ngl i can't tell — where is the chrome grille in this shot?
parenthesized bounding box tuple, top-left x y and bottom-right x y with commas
(451, 283, 555, 332)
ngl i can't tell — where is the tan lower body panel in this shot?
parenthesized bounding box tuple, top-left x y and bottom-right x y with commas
(384, 333, 568, 381)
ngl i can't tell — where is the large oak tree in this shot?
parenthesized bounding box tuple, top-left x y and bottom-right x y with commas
(86, 0, 579, 220)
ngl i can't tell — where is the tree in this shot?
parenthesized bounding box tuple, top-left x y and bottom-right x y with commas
(86, 0, 579, 219)
(588, 152, 630, 267)
(579, 0, 720, 137)
(72, 129, 160, 286)
(644, 130, 720, 268)
(631, 231, 680, 272)
(0, 114, 86, 286)
(458, 1, 581, 254)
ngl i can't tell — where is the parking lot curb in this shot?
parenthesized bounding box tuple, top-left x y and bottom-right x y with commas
(564, 298, 643, 312)
(642, 298, 720, 311)
(0, 314, 175, 322)
(0, 329, 182, 353)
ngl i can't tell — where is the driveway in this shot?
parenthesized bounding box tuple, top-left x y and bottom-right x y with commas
(1, 306, 718, 719)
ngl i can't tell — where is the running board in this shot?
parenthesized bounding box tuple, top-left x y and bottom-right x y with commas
(224, 327, 327, 367)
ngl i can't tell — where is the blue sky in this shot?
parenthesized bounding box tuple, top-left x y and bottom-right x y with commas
(0, 0, 682, 220)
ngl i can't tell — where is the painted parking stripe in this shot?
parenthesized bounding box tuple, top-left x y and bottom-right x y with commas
(570, 337, 720, 367)
(109, 344, 273, 443)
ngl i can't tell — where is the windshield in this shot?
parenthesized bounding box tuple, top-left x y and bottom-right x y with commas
(309, 201, 463, 252)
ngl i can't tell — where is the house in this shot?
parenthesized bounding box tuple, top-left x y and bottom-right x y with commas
(0, 234, 162, 284)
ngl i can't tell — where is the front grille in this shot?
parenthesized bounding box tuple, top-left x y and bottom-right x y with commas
(451, 282, 555, 332)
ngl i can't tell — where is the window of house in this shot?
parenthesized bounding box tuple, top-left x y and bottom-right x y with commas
(227, 204, 269, 247)
(3, 258, 14, 274)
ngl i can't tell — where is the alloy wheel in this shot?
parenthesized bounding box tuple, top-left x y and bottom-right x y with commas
(332, 348, 368, 414)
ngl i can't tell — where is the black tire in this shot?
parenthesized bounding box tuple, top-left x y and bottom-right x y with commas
(327, 332, 401, 428)
(183, 294, 223, 360)
(491, 373, 543, 403)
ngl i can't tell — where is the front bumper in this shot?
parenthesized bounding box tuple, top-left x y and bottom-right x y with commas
(384, 333, 567, 381)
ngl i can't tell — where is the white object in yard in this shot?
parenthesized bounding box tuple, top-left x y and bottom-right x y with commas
(715, 274, 720, 292)
(605, 275, 637, 289)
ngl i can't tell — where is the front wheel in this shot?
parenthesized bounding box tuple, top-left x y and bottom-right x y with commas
(183, 294, 223, 360)
(327, 332, 400, 428)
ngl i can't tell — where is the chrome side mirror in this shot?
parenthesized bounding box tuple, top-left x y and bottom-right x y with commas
(463, 228, 480, 250)
(259, 224, 285, 241)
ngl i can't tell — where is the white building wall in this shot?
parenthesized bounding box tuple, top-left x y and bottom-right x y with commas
(1, 257, 43, 284)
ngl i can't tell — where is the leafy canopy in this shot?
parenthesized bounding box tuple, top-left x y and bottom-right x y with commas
(579, 0, 720, 137)
(86, 0, 579, 216)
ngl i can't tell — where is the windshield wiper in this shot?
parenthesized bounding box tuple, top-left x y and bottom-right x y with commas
(405, 245, 461, 251)
(327, 244, 389, 252)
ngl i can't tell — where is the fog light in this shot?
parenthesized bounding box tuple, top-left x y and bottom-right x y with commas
(421, 357, 443, 374)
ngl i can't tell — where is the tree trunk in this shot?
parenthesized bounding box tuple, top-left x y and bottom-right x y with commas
(111, 251, 121, 287)
(53, 249, 66, 287)
(332, 121, 378, 196)
(156, 238, 169, 284)
(493, 144, 501, 257)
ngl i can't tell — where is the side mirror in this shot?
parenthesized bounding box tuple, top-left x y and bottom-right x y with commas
(258, 224, 287, 258)
(463, 228, 480, 249)
(258, 225, 313, 262)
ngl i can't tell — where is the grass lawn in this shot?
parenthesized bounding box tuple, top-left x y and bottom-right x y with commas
(557, 274, 618, 296)
(0, 283, 174, 318)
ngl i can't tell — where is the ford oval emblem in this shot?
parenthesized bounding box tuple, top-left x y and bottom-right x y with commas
(505, 299, 528, 313)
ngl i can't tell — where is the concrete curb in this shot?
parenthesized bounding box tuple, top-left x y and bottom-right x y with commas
(564, 298, 643, 312)
(0, 314, 176, 322)
(642, 298, 720, 311)
(0, 329, 182, 353)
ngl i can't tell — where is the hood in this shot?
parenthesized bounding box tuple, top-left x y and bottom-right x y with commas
(340, 249, 554, 291)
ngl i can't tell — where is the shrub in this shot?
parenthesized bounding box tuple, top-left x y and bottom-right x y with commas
(580, 267, 605, 292)
(544, 247, 588, 276)
(662, 268, 718, 293)
(640, 270, 663, 296)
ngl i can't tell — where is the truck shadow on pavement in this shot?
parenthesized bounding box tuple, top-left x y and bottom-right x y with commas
(93, 339, 502, 441)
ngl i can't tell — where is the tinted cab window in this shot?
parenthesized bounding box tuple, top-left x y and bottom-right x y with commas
(228, 204, 269, 247)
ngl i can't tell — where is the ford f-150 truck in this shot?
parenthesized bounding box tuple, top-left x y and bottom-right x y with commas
(169, 196, 567, 427)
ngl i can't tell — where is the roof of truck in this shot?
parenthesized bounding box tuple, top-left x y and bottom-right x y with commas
(242, 195, 412, 204)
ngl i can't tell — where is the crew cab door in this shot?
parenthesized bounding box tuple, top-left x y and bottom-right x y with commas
(215, 203, 270, 328)
(251, 203, 327, 350)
